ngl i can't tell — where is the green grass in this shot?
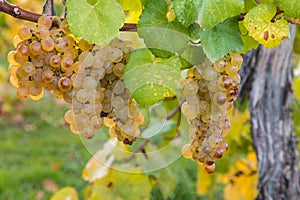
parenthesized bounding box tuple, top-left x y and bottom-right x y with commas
(0, 96, 91, 200)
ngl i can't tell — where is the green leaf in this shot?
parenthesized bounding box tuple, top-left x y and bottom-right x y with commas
(239, 21, 259, 53)
(137, 0, 191, 57)
(124, 49, 181, 107)
(172, 0, 199, 27)
(66, 0, 125, 45)
(244, 0, 258, 12)
(244, 4, 289, 48)
(274, 0, 300, 18)
(50, 187, 78, 200)
(198, 17, 244, 62)
(196, 0, 244, 29)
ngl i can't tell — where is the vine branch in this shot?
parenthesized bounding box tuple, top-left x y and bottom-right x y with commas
(124, 140, 149, 163)
(0, 0, 137, 31)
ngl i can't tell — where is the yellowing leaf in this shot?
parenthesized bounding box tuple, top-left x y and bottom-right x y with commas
(50, 187, 78, 200)
(196, 167, 214, 195)
(294, 77, 300, 100)
(244, 4, 289, 48)
(117, 0, 142, 23)
(82, 139, 116, 182)
(222, 152, 258, 200)
(88, 168, 151, 200)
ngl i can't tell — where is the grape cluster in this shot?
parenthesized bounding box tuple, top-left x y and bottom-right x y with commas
(180, 53, 242, 173)
(8, 15, 143, 143)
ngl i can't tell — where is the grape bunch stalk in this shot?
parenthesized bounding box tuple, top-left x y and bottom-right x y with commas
(180, 53, 242, 173)
(7, 15, 143, 144)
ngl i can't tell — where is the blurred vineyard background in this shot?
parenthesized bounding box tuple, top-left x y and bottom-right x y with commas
(0, 0, 300, 200)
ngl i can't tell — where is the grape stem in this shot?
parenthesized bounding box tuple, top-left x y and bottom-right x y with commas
(0, 0, 137, 32)
(166, 98, 185, 120)
(124, 140, 149, 163)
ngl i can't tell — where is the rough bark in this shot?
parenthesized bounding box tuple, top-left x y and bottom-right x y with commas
(241, 26, 300, 200)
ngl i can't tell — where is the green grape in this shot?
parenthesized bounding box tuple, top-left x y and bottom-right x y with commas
(64, 110, 75, 124)
(111, 96, 124, 109)
(76, 89, 89, 103)
(213, 91, 226, 106)
(113, 63, 125, 77)
(183, 80, 199, 96)
(202, 66, 217, 81)
(83, 76, 98, 91)
(181, 102, 199, 119)
(81, 104, 94, 118)
(7, 51, 20, 65)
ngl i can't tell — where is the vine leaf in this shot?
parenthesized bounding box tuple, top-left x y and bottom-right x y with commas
(124, 49, 182, 107)
(243, 4, 289, 48)
(196, 17, 244, 62)
(137, 0, 206, 64)
(66, 0, 125, 45)
(239, 21, 259, 53)
(196, 0, 244, 29)
(172, 0, 199, 27)
(137, 0, 191, 57)
(274, 0, 300, 19)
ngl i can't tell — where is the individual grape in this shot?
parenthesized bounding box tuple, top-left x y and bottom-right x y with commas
(49, 55, 61, 68)
(29, 89, 44, 101)
(61, 56, 74, 71)
(38, 15, 52, 28)
(29, 41, 42, 56)
(17, 44, 30, 57)
(90, 116, 102, 129)
(202, 66, 217, 81)
(55, 37, 69, 52)
(41, 37, 55, 52)
(111, 96, 124, 109)
(213, 59, 227, 72)
(230, 52, 243, 66)
(28, 82, 43, 96)
(83, 76, 98, 91)
(18, 26, 32, 41)
(181, 144, 193, 159)
(183, 80, 198, 95)
(181, 102, 198, 119)
(81, 104, 94, 118)
(42, 70, 55, 83)
(79, 51, 94, 68)
(7, 51, 20, 65)
(17, 87, 29, 99)
(213, 92, 226, 106)
(78, 39, 93, 51)
(113, 63, 125, 77)
(35, 27, 50, 39)
(113, 80, 125, 95)
(22, 61, 35, 75)
(226, 65, 239, 76)
(76, 89, 89, 103)
(58, 77, 72, 92)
